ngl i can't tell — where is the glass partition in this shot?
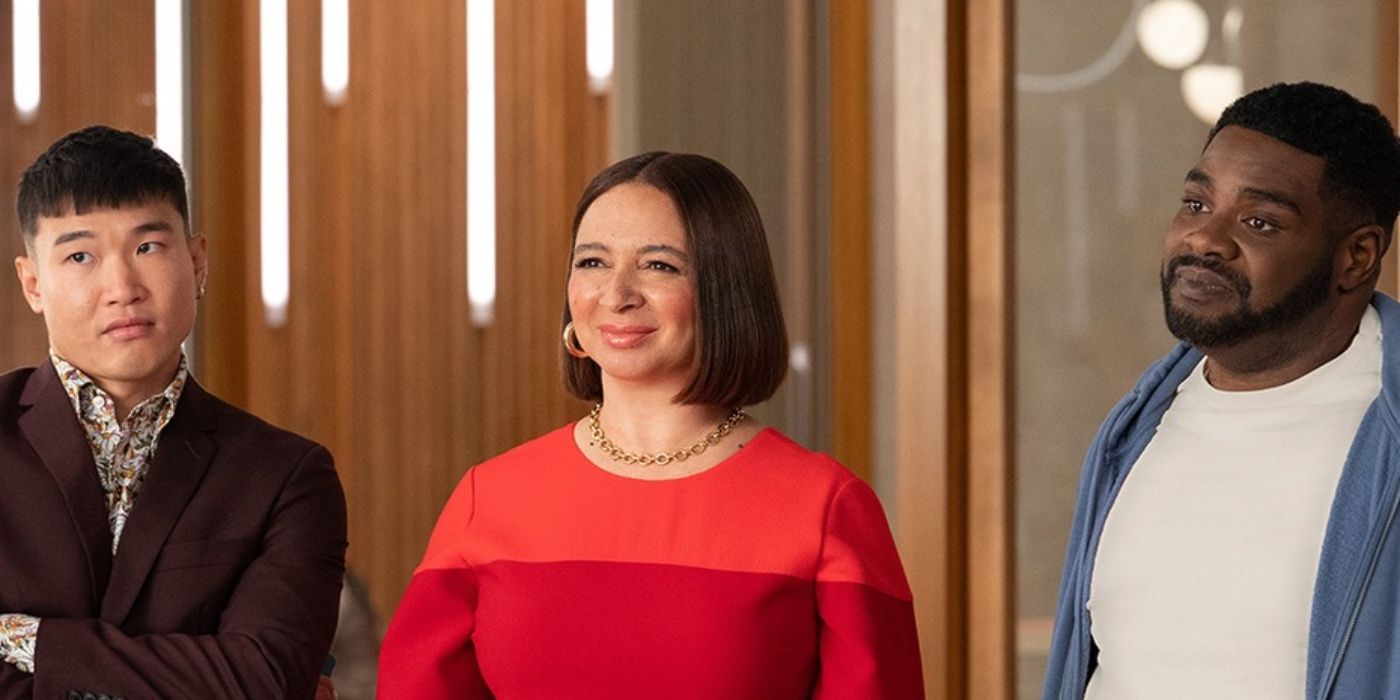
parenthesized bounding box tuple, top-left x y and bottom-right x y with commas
(1014, 1, 1382, 696)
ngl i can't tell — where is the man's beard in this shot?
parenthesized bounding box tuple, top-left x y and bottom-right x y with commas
(1160, 253, 1334, 348)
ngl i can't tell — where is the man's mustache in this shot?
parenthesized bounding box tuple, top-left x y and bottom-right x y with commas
(1162, 254, 1251, 297)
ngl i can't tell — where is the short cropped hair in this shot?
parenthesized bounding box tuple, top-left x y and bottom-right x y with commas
(1209, 82, 1400, 237)
(562, 152, 788, 407)
(17, 125, 190, 244)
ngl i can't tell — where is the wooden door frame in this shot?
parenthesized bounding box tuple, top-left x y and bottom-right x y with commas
(833, 1, 1013, 697)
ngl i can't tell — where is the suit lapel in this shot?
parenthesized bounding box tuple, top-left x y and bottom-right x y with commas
(18, 362, 113, 611)
(100, 379, 219, 623)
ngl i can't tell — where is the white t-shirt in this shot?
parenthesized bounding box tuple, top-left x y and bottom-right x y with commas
(1084, 306, 1382, 699)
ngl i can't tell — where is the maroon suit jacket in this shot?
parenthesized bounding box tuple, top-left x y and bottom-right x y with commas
(0, 362, 347, 698)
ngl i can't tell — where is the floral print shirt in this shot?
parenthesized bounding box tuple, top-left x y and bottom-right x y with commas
(0, 354, 188, 675)
(0, 615, 36, 674)
(52, 352, 189, 552)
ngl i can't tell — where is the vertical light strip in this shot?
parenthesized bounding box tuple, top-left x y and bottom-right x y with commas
(467, 0, 496, 326)
(585, 0, 613, 94)
(155, 0, 184, 166)
(261, 0, 290, 327)
(12, 0, 40, 122)
(322, 0, 349, 105)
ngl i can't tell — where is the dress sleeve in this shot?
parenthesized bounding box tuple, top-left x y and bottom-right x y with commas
(813, 477, 925, 699)
(377, 468, 490, 699)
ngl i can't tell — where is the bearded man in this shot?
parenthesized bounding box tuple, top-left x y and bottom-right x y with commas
(1043, 82, 1400, 699)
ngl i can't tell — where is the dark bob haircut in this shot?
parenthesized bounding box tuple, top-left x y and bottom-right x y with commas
(562, 152, 788, 407)
(18, 125, 190, 244)
(1209, 82, 1400, 238)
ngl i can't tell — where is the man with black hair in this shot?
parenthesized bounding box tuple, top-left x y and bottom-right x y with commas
(1043, 82, 1400, 698)
(0, 125, 346, 698)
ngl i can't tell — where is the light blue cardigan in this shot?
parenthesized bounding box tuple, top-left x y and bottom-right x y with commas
(1043, 293, 1400, 699)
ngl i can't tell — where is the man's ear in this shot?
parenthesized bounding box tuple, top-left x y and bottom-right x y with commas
(13, 255, 43, 314)
(189, 234, 209, 296)
(1337, 224, 1385, 292)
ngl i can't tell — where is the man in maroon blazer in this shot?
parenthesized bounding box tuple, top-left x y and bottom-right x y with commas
(0, 126, 347, 698)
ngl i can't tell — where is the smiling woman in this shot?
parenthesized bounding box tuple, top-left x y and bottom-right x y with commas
(566, 183, 700, 400)
(561, 152, 787, 414)
(377, 152, 925, 698)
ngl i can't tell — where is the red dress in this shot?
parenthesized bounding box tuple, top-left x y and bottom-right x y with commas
(377, 425, 923, 698)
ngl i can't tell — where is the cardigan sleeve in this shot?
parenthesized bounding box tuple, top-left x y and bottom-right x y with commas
(812, 477, 925, 699)
(377, 468, 490, 699)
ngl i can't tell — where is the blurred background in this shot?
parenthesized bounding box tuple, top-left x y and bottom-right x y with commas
(0, 1, 1391, 697)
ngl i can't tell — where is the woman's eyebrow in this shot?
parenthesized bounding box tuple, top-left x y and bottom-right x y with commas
(638, 244, 689, 261)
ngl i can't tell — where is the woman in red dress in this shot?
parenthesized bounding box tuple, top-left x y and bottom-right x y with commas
(378, 152, 923, 698)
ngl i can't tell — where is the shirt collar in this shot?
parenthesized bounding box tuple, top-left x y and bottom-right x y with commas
(49, 351, 190, 428)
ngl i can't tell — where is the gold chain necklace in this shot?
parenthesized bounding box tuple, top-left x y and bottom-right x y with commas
(587, 403, 747, 466)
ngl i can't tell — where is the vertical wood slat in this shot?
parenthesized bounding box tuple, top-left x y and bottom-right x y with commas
(0, 0, 12, 366)
(1380, 0, 1399, 296)
(0, 1, 157, 374)
(0, 0, 33, 368)
(191, 0, 597, 625)
(884, 0, 956, 696)
(882, 0, 1012, 695)
(942, 1, 971, 695)
(829, 0, 873, 480)
(340, 0, 470, 623)
(963, 0, 1015, 697)
(1382, 0, 1399, 124)
(191, 1, 251, 407)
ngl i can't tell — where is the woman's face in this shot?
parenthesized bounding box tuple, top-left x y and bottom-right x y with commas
(568, 183, 698, 393)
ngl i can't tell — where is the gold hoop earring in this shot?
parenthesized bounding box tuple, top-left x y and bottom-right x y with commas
(563, 322, 589, 358)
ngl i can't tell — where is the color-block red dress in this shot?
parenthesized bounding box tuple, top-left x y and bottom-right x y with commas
(377, 425, 923, 698)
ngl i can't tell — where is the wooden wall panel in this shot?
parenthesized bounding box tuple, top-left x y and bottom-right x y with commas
(880, 0, 956, 695)
(191, 0, 601, 625)
(874, 0, 1013, 695)
(1381, 0, 1399, 296)
(829, 0, 873, 479)
(356, 0, 480, 615)
(0, 0, 35, 368)
(191, 1, 251, 407)
(937, 0, 1016, 696)
(962, 1, 1015, 696)
(0, 0, 157, 374)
